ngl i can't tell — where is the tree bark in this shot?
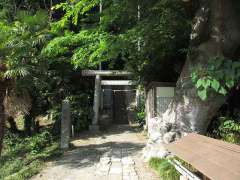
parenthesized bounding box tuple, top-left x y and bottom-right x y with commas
(144, 0, 240, 159)
(0, 81, 7, 155)
(167, 0, 240, 133)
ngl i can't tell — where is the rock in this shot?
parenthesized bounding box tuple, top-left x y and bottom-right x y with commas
(148, 117, 160, 134)
(163, 132, 177, 144)
(149, 132, 162, 142)
(122, 157, 135, 165)
(142, 143, 170, 161)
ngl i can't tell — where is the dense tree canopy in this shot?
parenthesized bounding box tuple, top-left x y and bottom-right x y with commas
(43, 0, 191, 82)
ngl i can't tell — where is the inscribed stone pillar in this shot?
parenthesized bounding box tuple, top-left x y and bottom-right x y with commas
(61, 100, 71, 149)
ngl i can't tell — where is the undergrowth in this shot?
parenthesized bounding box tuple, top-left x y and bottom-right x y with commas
(149, 158, 180, 180)
(0, 130, 62, 180)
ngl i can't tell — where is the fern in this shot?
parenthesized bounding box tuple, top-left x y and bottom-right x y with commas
(4, 66, 30, 79)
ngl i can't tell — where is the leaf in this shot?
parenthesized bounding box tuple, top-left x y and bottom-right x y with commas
(191, 72, 197, 83)
(219, 87, 227, 95)
(4, 67, 30, 79)
(226, 79, 234, 89)
(53, 3, 67, 10)
(198, 89, 207, 101)
(196, 79, 203, 88)
(203, 79, 211, 89)
(211, 79, 220, 92)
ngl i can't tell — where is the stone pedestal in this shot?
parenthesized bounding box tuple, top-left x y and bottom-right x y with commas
(61, 100, 71, 149)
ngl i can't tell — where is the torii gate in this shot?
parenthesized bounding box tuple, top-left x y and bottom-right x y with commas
(82, 70, 134, 131)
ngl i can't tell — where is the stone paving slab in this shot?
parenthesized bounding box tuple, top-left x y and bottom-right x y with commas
(32, 125, 159, 180)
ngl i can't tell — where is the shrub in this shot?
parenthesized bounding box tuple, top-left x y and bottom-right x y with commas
(149, 158, 180, 180)
(0, 130, 62, 180)
(208, 116, 240, 144)
(218, 117, 240, 144)
(51, 94, 93, 135)
(67, 94, 93, 132)
(27, 131, 52, 154)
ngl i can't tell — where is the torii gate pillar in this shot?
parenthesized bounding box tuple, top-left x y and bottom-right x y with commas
(89, 74, 101, 131)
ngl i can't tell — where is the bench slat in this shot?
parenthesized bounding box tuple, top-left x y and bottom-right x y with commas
(166, 133, 240, 180)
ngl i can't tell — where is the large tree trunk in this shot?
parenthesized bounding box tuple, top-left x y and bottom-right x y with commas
(0, 81, 7, 155)
(144, 0, 240, 159)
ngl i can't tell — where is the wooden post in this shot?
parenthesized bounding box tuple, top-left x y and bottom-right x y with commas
(61, 100, 71, 149)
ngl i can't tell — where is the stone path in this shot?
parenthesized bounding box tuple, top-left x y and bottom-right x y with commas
(32, 125, 159, 180)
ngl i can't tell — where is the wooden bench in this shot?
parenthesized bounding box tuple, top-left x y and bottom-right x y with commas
(166, 133, 240, 180)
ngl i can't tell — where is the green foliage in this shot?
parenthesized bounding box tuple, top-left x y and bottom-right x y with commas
(49, 93, 93, 135)
(27, 131, 53, 154)
(192, 56, 240, 100)
(218, 117, 240, 144)
(149, 158, 180, 180)
(52, 0, 99, 29)
(0, 5, 52, 120)
(66, 94, 93, 132)
(135, 95, 145, 127)
(42, 0, 107, 68)
(43, 30, 111, 68)
(104, 0, 191, 81)
(4, 160, 42, 180)
(4, 66, 30, 79)
(0, 130, 62, 180)
(43, 0, 190, 82)
(137, 110, 145, 126)
(1, 9, 49, 77)
(174, 157, 197, 173)
(208, 114, 240, 144)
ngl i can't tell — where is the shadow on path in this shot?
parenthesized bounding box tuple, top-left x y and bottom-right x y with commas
(55, 141, 144, 169)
